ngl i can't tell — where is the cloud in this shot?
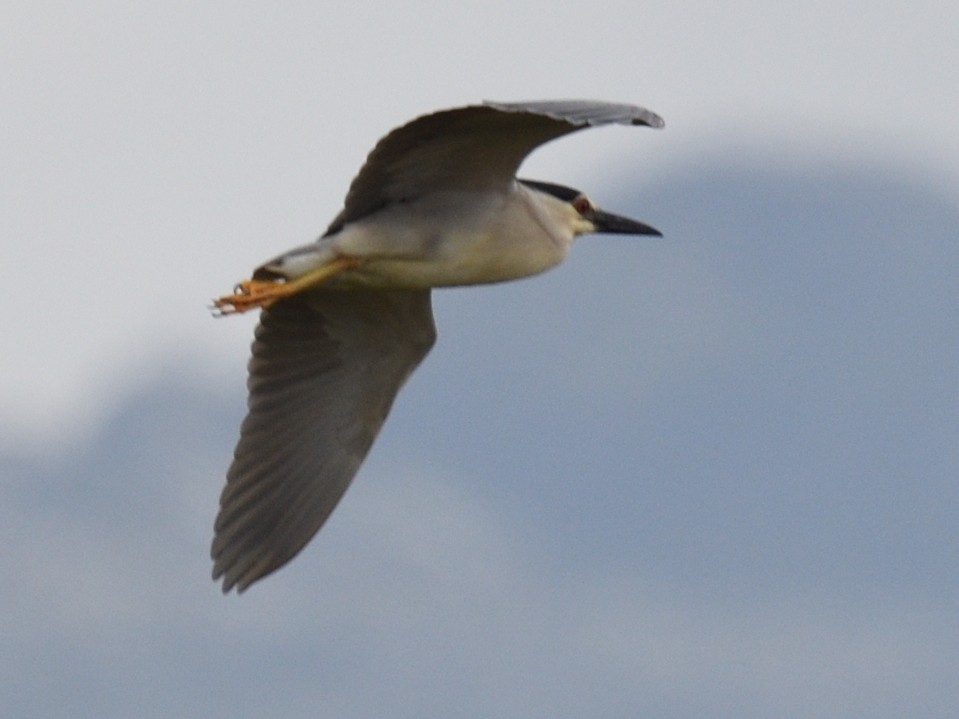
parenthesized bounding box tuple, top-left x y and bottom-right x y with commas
(4, 426, 953, 718)
(2, 153, 958, 717)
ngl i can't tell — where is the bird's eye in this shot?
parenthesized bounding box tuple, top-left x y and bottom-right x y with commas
(573, 197, 592, 215)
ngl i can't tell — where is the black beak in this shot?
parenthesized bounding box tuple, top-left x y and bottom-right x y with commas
(590, 208, 662, 237)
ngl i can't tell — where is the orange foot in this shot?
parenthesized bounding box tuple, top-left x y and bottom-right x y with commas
(212, 278, 291, 315)
(212, 255, 362, 316)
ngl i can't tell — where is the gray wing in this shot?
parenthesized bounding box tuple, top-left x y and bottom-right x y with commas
(326, 100, 664, 234)
(212, 289, 436, 593)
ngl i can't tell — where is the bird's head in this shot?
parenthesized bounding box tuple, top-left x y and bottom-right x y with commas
(520, 179, 661, 238)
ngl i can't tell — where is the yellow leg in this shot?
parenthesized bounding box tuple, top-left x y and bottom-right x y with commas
(213, 256, 360, 315)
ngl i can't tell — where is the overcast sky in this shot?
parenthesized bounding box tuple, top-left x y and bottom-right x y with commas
(3, 2, 958, 718)
(2, 0, 957, 440)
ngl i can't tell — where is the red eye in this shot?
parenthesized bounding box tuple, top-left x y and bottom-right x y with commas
(573, 197, 592, 215)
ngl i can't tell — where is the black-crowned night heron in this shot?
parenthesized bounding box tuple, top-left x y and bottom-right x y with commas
(212, 100, 664, 593)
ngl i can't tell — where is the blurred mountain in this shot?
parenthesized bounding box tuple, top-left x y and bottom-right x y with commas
(2, 155, 957, 719)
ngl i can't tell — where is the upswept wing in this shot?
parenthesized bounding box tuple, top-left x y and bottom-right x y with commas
(326, 100, 664, 234)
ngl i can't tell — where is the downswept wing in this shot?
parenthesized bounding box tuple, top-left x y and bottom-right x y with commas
(212, 289, 436, 593)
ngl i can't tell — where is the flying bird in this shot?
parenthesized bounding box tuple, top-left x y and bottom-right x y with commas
(211, 100, 664, 592)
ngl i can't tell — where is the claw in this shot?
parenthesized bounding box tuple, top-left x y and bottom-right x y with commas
(212, 278, 290, 315)
(212, 255, 362, 317)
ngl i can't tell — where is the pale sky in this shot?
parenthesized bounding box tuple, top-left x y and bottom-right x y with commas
(2, 0, 957, 441)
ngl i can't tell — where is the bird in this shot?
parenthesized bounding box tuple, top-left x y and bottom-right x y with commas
(211, 100, 664, 593)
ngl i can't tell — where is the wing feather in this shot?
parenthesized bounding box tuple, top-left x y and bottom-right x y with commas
(326, 100, 663, 233)
(212, 289, 436, 592)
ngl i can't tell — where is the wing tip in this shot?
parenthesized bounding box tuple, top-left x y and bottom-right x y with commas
(637, 110, 666, 129)
(483, 99, 664, 129)
(211, 552, 266, 594)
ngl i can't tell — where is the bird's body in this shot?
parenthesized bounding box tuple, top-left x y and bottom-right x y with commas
(262, 184, 575, 290)
(212, 100, 664, 592)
